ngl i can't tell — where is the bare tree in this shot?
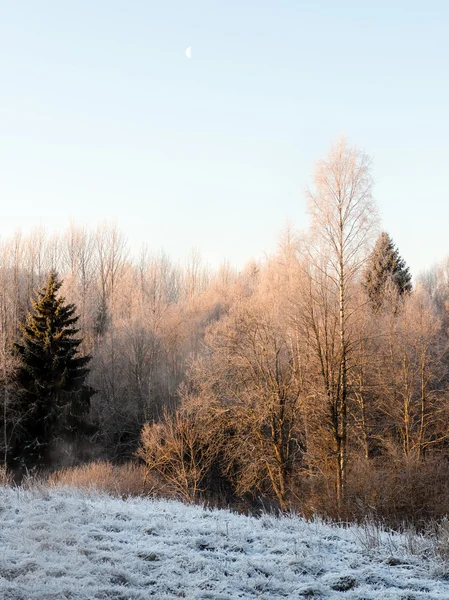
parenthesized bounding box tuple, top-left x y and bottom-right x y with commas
(183, 248, 211, 300)
(138, 407, 220, 502)
(305, 138, 378, 511)
(0, 255, 19, 473)
(95, 222, 128, 315)
(25, 225, 47, 294)
(375, 287, 449, 458)
(186, 291, 305, 510)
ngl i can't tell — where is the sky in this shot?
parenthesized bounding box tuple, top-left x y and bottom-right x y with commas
(1, 1, 448, 276)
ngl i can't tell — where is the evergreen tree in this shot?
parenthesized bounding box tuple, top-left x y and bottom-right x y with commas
(12, 271, 94, 468)
(363, 232, 412, 310)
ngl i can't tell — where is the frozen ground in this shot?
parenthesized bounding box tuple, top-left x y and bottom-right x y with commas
(0, 486, 449, 599)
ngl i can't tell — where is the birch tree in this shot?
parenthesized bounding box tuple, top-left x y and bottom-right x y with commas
(305, 138, 378, 511)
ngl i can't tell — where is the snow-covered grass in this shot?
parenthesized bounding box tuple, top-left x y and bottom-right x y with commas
(1, 486, 449, 599)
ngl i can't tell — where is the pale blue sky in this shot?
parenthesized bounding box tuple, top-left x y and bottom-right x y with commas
(1, 1, 448, 275)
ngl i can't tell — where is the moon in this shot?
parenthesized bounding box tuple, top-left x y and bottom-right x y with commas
(185, 47, 192, 59)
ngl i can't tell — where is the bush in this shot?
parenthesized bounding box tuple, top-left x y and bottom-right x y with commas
(46, 461, 156, 497)
(295, 454, 449, 528)
(138, 409, 221, 502)
(346, 454, 449, 527)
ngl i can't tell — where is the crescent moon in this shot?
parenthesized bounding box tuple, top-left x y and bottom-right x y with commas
(185, 47, 192, 59)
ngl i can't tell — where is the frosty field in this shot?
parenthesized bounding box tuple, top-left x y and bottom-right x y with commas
(1, 486, 449, 599)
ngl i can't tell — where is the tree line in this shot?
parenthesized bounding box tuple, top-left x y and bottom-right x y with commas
(2, 139, 449, 523)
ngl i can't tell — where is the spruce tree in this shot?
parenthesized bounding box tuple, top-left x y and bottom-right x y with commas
(363, 232, 412, 310)
(13, 271, 94, 468)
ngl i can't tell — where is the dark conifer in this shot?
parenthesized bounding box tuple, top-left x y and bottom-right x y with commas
(363, 232, 412, 310)
(12, 271, 94, 468)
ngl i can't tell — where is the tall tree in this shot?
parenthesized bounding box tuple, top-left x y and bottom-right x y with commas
(305, 138, 378, 512)
(12, 271, 93, 469)
(363, 232, 412, 310)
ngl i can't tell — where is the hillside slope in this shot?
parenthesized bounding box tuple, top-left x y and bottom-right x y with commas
(0, 487, 448, 599)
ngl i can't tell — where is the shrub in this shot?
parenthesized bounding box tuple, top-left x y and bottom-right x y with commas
(47, 461, 156, 497)
(138, 409, 221, 502)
